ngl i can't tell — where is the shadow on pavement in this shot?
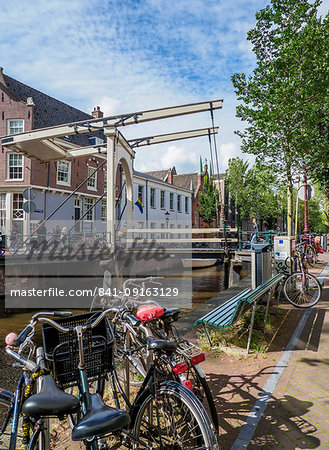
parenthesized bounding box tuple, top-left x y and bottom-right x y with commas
(206, 366, 321, 449)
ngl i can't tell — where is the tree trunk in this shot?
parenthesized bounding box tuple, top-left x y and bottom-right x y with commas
(286, 160, 293, 237)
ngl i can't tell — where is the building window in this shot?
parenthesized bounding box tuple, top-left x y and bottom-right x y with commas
(150, 188, 156, 208)
(84, 198, 95, 221)
(150, 222, 156, 239)
(7, 119, 24, 135)
(0, 194, 6, 233)
(6, 153, 23, 180)
(101, 199, 107, 222)
(104, 171, 107, 191)
(185, 197, 189, 214)
(13, 193, 24, 219)
(138, 185, 144, 203)
(160, 191, 165, 209)
(138, 221, 143, 239)
(177, 195, 181, 212)
(170, 223, 175, 239)
(170, 193, 174, 210)
(57, 161, 71, 185)
(89, 137, 104, 146)
(87, 166, 97, 190)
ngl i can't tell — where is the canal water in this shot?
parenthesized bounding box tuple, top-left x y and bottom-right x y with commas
(0, 262, 250, 391)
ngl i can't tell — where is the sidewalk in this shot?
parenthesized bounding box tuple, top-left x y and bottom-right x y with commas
(185, 253, 329, 450)
(248, 254, 329, 449)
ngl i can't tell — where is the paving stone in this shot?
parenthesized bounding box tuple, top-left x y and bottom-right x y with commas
(247, 256, 329, 450)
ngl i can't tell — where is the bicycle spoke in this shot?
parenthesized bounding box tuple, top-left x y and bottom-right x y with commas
(284, 272, 321, 308)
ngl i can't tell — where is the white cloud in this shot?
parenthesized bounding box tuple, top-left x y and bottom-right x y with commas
(97, 96, 121, 116)
(0, 0, 287, 174)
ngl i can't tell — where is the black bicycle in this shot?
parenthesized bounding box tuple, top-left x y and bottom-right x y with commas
(2, 308, 218, 449)
(91, 276, 219, 432)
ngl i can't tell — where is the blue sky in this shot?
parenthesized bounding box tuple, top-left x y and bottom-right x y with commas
(1, 0, 328, 173)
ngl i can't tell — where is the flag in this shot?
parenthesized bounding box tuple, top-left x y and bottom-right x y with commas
(135, 198, 144, 213)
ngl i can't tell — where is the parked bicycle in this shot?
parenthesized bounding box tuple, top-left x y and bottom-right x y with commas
(295, 236, 317, 267)
(91, 275, 219, 432)
(0, 311, 77, 449)
(2, 308, 218, 449)
(282, 247, 321, 308)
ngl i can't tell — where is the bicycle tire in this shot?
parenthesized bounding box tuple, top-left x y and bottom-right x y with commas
(115, 324, 219, 430)
(284, 272, 321, 308)
(132, 381, 218, 449)
(306, 245, 317, 267)
(114, 326, 147, 387)
(192, 366, 219, 432)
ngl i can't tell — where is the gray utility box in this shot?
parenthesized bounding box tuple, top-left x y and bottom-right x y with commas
(273, 235, 296, 276)
(251, 243, 272, 289)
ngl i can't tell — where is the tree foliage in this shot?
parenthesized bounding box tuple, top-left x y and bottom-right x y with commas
(225, 157, 282, 227)
(199, 176, 220, 225)
(231, 0, 329, 234)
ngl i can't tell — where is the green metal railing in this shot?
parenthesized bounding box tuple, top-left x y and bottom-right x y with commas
(238, 229, 286, 250)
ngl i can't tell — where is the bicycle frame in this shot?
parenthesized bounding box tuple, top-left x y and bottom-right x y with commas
(0, 369, 46, 450)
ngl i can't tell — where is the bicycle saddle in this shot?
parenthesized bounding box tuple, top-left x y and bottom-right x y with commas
(146, 336, 178, 353)
(163, 307, 180, 323)
(72, 393, 130, 441)
(22, 375, 79, 417)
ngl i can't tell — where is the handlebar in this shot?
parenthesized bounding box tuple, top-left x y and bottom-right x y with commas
(13, 325, 34, 347)
(13, 308, 130, 348)
(5, 348, 38, 372)
(122, 276, 164, 291)
(31, 311, 73, 320)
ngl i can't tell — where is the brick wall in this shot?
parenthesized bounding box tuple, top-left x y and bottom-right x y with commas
(0, 86, 32, 186)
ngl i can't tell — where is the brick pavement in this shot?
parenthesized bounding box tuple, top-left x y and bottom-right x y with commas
(248, 254, 329, 449)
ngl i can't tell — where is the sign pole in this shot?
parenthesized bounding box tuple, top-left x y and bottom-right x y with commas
(295, 175, 299, 235)
(303, 169, 310, 234)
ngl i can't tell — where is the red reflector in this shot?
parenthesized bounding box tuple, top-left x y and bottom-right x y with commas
(183, 380, 193, 391)
(190, 352, 205, 366)
(173, 362, 188, 375)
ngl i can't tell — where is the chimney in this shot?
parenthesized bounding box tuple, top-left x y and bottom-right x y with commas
(0, 67, 7, 86)
(167, 168, 173, 184)
(91, 106, 103, 119)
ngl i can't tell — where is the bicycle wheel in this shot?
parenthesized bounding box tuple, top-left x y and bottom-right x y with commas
(113, 326, 147, 387)
(306, 245, 317, 266)
(284, 272, 321, 308)
(190, 367, 219, 432)
(132, 381, 218, 449)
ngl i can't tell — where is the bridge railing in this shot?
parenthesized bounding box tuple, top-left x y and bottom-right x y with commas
(125, 227, 239, 248)
(238, 229, 286, 251)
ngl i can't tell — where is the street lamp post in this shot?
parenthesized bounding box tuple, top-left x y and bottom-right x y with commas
(165, 211, 170, 241)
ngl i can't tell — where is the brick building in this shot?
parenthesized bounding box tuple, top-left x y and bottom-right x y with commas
(0, 68, 192, 241)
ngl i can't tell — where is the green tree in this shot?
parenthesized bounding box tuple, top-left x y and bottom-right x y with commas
(225, 157, 282, 227)
(199, 176, 220, 226)
(294, 184, 326, 234)
(232, 0, 329, 236)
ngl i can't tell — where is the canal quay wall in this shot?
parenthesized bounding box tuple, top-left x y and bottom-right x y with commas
(0, 247, 244, 316)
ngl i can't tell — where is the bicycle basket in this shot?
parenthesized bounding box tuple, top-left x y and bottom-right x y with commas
(42, 312, 114, 387)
